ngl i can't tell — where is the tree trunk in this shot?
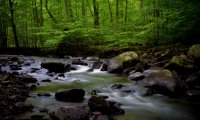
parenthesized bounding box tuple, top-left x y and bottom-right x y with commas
(93, 0, 100, 28)
(0, 0, 8, 48)
(9, 0, 19, 48)
(107, 0, 114, 32)
(116, 0, 119, 30)
(124, 0, 128, 32)
(45, 0, 57, 23)
(82, 0, 86, 26)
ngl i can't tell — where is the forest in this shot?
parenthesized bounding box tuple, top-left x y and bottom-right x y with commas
(1, 0, 200, 56)
(1, 0, 200, 120)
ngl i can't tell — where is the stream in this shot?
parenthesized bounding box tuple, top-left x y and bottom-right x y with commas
(1, 56, 200, 120)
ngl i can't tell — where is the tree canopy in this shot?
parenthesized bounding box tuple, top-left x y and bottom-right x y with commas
(0, 0, 200, 55)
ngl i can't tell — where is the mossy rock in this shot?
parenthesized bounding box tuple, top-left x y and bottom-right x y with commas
(165, 55, 195, 75)
(107, 51, 139, 73)
(188, 44, 200, 59)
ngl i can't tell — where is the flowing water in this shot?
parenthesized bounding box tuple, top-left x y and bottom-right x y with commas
(1, 56, 200, 120)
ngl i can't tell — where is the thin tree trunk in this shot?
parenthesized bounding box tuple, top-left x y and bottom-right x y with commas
(116, 0, 119, 30)
(124, 0, 128, 32)
(107, 0, 114, 32)
(82, 0, 86, 26)
(45, 0, 57, 23)
(93, 0, 100, 28)
(9, 0, 19, 48)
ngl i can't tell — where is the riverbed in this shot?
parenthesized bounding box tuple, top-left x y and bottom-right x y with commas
(1, 56, 199, 120)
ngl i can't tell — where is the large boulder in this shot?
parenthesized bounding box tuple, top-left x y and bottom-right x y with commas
(138, 69, 185, 96)
(88, 96, 111, 114)
(128, 72, 145, 81)
(55, 89, 85, 102)
(186, 71, 200, 89)
(41, 62, 70, 73)
(18, 74, 37, 83)
(50, 105, 90, 120)
(188, 44, 200, 61)
(164, 55, 195, 75)
(107, 51, 139, 73)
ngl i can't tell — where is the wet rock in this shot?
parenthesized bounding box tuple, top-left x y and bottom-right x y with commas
(143, 88, 156, 96)
(188, 44, 200, 62)
(123, 67, 135, 75)
(121, 90, 135, 94)
(41, 62, 70, 73)
(18, 74, 37, 83)
(164, 55, 195, 75)
(9, 63, 22, 70)
(39, 108, 49, 113)
(100, 62, 108, 71)
(50, 105, 90, 120)
(185, 90, 200, 102)
(92, 61, 103, 69)
(109, 101, 125, 115)
(72, 60, 88, 66)
(30, 115, 44, 120)
(87, 68, 94, 72)
(8, 56, 20, 61)
(64, 55, 72, 59)
(86, 57, 99, 61)
(107, 51, 139, 73)
(14, 102, 33, 112)
(41, 79, 51, 82)
(58, 73, 65, 77)
(55, 89, 85, 102)
(90, 114, 115, 120)
(30, 68, 40, 73)
(88, 96, 111, 114)
(2, 116, 15, 120)
(186, 71, 200, 89)
(111, 84, 125, 89)
(138, 69, 185, 96)
(128, 72, 145, 81)
(37, 93, 51, 97)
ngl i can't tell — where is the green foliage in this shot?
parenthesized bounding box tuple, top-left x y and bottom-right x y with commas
(1, 0, 200, 54)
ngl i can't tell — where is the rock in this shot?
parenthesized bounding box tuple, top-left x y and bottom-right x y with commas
(143, 88, 156, 96)
(86, 57, 99, 61)
(41, 79, 51, 82)
(37, 93, 51, 97)
(100, 62, 108, 71)
(14, 102, 33, 112)
(87, 68, 94, 72)
(188, 44, 200, 61)
(107, 51, 139, 73)
(123, 67, 135, 75)
(39, 108, 49, 113)
(88, 96, 111, 114)
(55, 89, 85, 102)
(18, 74, 37, 83)
(138, 69, 185, 96)
(30, 115, 44, 120)
(9, 63, 22, 70)
(128, 72, 145, 81)
(111, 84, 124, 89)
(186, 71, 200, 89)
(8, 56, 20, 61)
(164, 55, 195, 74)
(72, 60, 88, 66)
(50, 105, 90, 120)
(30, 68, 40, 73)
(185, 90, 200, 102)
(109, 101, 125, 115)
(92, 61, 103, 69)
(90, 114, 115, 120)
(41, 62, 70, 73)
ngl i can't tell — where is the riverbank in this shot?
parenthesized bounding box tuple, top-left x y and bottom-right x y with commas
(0, 43, 200, 120)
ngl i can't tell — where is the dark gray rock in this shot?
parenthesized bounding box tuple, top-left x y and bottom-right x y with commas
(14, 102, 33, 112)
(88, 96, 111, 114)
(18, 74, 37, 83)
(111, 84, 124, 89)
(138, 69, 185, 96)
(41, 62, 70, 73)
(37, 93, 51, 97)
(128, 72, 145, 81)
(55, 89, 85, 102)
(50, 105, 90, 120)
